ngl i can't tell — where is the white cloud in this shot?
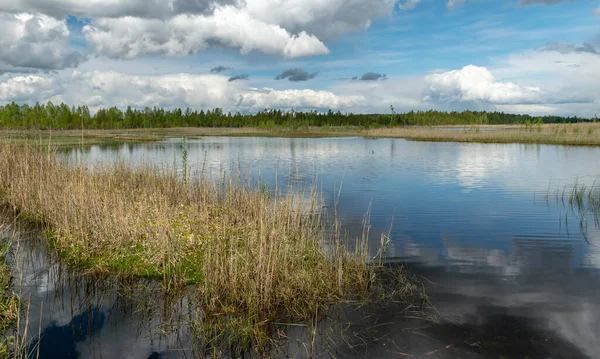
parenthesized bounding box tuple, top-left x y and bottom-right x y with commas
(0, 12, 84, 72)
(2, 47, 600, 117)
(0, 0, 227, 19)
(493, 50, 600, 108)
(1, 0, 396, 60)
(0, 75, 60, 101)
(82, 6, 330, 59)
(594, 6, 600, 16)
(244, 0, 396, 39)
(0, 71, 363, 112)
(424, 65, 545, 104)
(239, 88, 362, 109)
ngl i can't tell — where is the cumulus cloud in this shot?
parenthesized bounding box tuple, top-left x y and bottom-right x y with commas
(62, 71, 241, 109)
(243, 0, 396, 39)
(0, 12, 84, 72)
(426, 63, 594, 110)
(238, 88, 361, 109)
(0, 0, 234, 19)
(0, 75, 61, 101)
(210, 65, 232, 73)
(0, 0, 393, 38)
(1, 0, 397, 61)
(424, 65, 544, 104)
(493, 49, 600, 107)
(274, 68, 318, 82)
(228, 74, 248, 82)
(0, 71, 362, 112)
(82, 7, 330, 59)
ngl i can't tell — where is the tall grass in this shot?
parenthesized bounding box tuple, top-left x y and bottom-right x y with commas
(0, 142, 417, 353)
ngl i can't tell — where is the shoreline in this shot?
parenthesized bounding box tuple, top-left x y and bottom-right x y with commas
(2, 123, 600, 147)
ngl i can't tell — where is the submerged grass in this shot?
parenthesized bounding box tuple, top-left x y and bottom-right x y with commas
(545, 181, 600, 242)
(0, 142, 418, 353)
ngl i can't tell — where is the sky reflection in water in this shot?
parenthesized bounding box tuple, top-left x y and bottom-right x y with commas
(23, 137, 600, 358)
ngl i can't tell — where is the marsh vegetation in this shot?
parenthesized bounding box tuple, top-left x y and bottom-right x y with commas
(0, 229, 18, 358)
(0, 142, 423, 355)
(4, 122, 600, 148)
(544, 181, 600, 242)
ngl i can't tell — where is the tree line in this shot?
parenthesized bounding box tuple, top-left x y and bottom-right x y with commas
(0, 102, 594, 130)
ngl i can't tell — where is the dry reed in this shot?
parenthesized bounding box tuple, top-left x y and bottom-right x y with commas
(0, 142, 412, 351)
(361, 123, 600, 146)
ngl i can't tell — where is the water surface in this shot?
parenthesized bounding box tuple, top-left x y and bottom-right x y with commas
(18, 137, 600, 358)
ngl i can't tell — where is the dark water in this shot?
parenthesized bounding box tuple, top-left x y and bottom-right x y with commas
(12, 137, 600, 358)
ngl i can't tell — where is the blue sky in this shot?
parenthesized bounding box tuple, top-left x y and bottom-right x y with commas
(1, 0, 599, 115)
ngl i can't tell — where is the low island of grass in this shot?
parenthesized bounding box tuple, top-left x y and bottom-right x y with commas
(0, 142, 419, 354)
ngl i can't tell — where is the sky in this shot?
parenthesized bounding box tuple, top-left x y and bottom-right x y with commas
(0, 0, 599, 116)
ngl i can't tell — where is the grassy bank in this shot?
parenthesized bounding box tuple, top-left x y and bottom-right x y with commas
(3, 122, 600, 146)
(0, 142, 416, 352)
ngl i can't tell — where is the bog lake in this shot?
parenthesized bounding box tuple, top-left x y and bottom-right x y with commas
(9, 136, 600, 358)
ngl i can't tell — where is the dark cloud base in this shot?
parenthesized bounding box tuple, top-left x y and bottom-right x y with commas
(228, 74, 248, 82)
(210, 65, 232, 73)
(274, 68, 318, 82)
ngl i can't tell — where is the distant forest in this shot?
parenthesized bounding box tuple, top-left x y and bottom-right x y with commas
(0, 102, 595, 130)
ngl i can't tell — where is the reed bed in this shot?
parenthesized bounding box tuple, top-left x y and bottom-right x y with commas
(361, 123, 600, 146)
(4, 122, 600, 148)
(0, 142, 415, 352)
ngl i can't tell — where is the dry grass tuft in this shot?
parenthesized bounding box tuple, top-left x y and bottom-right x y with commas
(0, 142, 416, 352)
